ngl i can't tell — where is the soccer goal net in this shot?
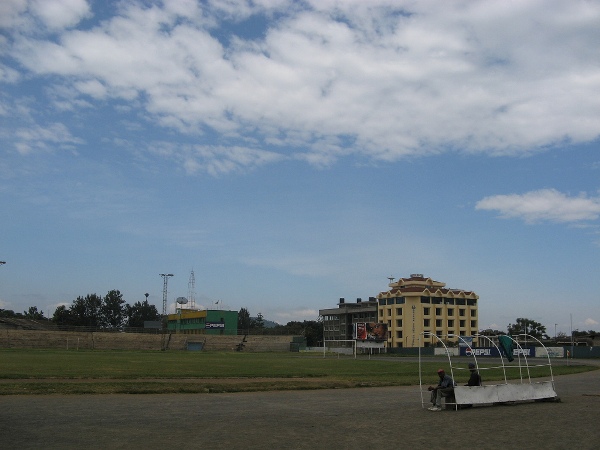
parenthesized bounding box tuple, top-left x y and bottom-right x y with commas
(322, 339, 356, 357)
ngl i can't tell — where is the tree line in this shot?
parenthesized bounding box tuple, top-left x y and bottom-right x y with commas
(479, 317, 598, 340)
(2, 302, 595, 344)
(0, 289, 159, 329)
(237, 307, 323, 346)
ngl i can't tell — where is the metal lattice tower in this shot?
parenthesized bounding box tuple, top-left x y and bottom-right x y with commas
(159, 273, 174, 318)
(187, 269, 196, 309)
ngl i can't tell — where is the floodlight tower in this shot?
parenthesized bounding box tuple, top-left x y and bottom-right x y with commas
(159, 273, 174, 318)
(188, 269, 196, 309)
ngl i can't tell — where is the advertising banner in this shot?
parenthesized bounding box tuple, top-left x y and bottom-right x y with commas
(355, 322, 367, 340)
(206, 322, 225, 329)
(459, 346, 535, 357)
(354, 322, 387, 341)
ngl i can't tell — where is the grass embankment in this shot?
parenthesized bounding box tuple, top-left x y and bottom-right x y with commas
(0, 349, 595, 395)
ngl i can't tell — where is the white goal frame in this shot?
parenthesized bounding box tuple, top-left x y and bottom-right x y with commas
(322, 339, 357, 358)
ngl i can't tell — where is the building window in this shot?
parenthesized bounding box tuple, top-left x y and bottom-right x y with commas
(395, 297, 405, 304)
(435, 307, 442, 316)
(460, 320, 465, 328)
(459, 309, 465, 316)
(448, 320, 454, 328)
(436, 319, 442, 327)
(467, 299, 477, 306)
(423, 307, 430, 316)
(424, 319, 430, 327)
(379, 310, 383, 317)
(448, 309, 454, 316)
(432, 297, 442, 304)
(456, 299, 466, 305)
(396, 319, 403, 327)
(470, 310, 477, 317)
(421, 296, 431, 303)
(445, 299, 455, 305)
(471, 320, 477, 328)
(396, 331, 403, 338)
(396, 307, 403, 316)
(387, 308, 391, 316)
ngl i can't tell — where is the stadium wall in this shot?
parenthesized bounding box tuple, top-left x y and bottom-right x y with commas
(0, 329, 295, 352)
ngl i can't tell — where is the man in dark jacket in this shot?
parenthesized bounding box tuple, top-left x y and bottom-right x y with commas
(427, 369, 456, 411)
(466, 362, 482, 386)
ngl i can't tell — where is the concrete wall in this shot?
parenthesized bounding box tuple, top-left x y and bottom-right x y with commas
(0, 329, 295, 352)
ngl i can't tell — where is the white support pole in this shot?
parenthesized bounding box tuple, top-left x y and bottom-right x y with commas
(475, 334, 508, 384)
(505, 334, 531, 383)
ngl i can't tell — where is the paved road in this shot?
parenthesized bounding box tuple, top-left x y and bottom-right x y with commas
(1, 362, 599, 449)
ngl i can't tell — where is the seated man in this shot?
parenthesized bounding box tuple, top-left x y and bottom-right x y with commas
(466, 362, 482, 386)
(427, 368, 456, 411)
(461, 362, 482, 409)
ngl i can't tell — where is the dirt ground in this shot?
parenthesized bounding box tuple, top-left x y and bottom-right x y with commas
(1, 361, 599, 450)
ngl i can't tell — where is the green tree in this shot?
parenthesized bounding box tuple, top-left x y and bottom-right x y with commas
(507, 318, 546, 339)
(0, 309, 22, 318)
(23, 306, 45, 320)
(282, 320, 323, 346)
(254, 312, 265, 329)
(101, 290, 125, 328)
(263, 320, 323, 346)
(555, 331, 568, 339)
(125, 300, 160, 328)
(479, 328, 506, 336)
(52, 305, 74, 328)
(571, 329, 599, 340)
(301, 320, 323, 347)
(70, 294, 102, 327)
(238, 307, 251, 333)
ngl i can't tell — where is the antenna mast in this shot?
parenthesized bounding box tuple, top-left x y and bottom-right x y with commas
(188, 269, 196, 309)
(159, 273, 174, 318)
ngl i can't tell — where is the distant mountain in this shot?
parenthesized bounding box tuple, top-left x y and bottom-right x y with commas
(263, 319, 280, 328)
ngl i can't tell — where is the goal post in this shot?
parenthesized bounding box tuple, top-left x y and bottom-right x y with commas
(322, 339, 357, 358)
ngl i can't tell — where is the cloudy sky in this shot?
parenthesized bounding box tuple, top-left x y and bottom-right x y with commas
(1, 0, 599, 334)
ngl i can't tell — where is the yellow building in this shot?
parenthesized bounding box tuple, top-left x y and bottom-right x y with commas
(377, 274, 479, 348)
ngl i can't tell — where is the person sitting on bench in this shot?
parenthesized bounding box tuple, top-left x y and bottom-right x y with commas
(427, 369, 456, 411)
(466, 362, 482, 386)
(460, 362, 482, 409)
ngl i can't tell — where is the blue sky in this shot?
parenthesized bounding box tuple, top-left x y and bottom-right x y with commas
(1, 0, 599, 334)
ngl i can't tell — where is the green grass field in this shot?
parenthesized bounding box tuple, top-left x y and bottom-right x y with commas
(0, 349, 595, 395)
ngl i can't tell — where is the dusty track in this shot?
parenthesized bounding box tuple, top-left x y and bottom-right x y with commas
(1, 362, 599, 449)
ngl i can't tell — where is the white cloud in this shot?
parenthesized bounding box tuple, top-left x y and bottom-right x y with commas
(146, 142, 284, 176)
(480, 323, 509, 333)
(73, 79, 107, 99)
(584, 318, 599, 327)
(273, 309, 319, 322)
(0, 0, 28, 29)
(476, 189, 600, 224)
(30, 0, 91, 30)
(12, 122, 83, 155)
(4, 1, 600, 167)
(0, 62, 20, 83)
